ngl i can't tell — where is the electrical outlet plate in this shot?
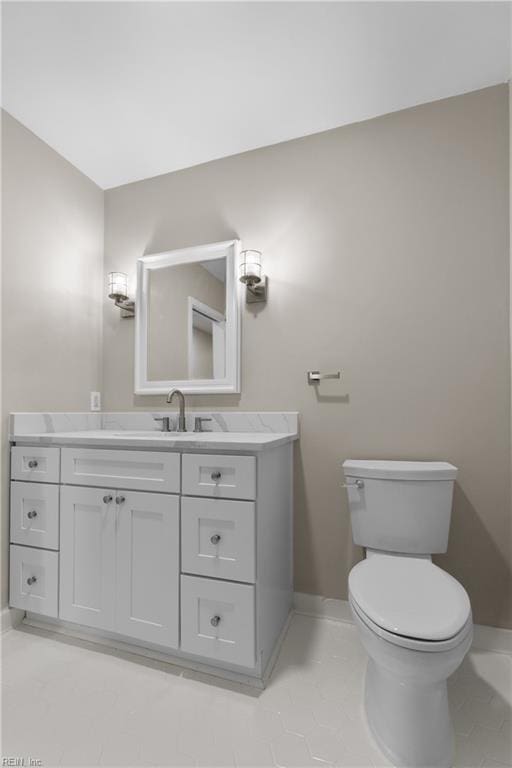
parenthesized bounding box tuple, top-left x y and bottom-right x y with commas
(90, 392, 101, 411)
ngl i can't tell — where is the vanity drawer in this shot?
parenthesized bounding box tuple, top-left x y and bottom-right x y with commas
(180, 575, 255, 668)
(182, 454, 256, 500)
(11, 446, 60, 484)
(181, 497, 255, 583)
(9, 544, 58, 618)
(61, 448, 180, 493)
(10, 482, 59, 550)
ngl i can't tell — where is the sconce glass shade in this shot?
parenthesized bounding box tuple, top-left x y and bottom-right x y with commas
(108, 271, 128, 300)
(239, 250, 262, 286)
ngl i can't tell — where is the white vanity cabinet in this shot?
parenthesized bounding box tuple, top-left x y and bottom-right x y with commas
(9, 439, 293, 684)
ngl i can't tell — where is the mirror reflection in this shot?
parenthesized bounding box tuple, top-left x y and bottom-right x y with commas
(147, 257, 226, 381)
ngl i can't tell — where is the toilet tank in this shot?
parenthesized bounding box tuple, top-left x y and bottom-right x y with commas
(342, 460, 458, 555)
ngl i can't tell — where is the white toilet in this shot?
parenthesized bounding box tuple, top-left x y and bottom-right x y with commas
(343, 460, 473, 768)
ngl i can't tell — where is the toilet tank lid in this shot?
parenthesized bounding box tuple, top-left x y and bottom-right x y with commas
(342, 460, 457, 481)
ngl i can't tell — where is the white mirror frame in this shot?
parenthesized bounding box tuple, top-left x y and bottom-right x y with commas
(135, 239, 241, 395)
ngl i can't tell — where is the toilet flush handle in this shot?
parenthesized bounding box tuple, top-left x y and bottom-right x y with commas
(340, 479, 364, 490)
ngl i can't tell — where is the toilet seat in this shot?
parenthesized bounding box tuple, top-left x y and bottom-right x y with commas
(350, 594, 473, 652)
(349, 555, 471, 645)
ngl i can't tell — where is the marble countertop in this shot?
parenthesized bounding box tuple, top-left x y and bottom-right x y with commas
(11, 429, 297, 452)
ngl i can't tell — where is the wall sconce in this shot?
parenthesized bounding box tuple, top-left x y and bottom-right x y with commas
(239, 250, 268, 304)
(108, 272, 135, 318)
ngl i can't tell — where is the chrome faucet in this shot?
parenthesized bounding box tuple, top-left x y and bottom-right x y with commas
(166, 389, 186, 432)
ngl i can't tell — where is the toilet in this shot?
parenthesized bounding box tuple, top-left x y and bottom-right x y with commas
(343, 460, 473, 768)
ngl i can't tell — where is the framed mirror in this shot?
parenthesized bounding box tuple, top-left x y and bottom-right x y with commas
(135, 239, 240, 394)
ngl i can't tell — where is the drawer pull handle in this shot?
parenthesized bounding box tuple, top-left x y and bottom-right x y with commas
(211, 471, 222, 481)
(27, 510, 38, 519)
(27, 460, 38, 469)
(210, 615, 221, 628)
(115, 496, 126, 505)
(210, 534, 221, 545)
(26, 576, 37, 586)
(103, 495, 113, 504)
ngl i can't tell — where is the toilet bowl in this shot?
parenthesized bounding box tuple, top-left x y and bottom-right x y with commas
(349, 554, 472, 767)
(342, 459, 473, 768)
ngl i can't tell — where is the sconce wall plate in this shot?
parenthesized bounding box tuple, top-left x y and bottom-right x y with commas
(115, 298, 135, 318)
(246, 275, 268, 304)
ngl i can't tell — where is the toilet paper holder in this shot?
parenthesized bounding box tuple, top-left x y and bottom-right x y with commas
(307, 371, 341, 385)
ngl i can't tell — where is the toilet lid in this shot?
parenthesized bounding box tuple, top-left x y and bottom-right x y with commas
(349, 556, 471, 641)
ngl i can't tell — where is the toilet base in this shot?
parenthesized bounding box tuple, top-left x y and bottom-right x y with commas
(364, 658, 454, 768)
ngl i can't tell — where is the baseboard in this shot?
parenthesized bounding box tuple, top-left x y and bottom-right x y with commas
(1, 606, 25, 633)
(293, 592, 512, 654)
(293, 592, 354, 623)
(472, 623, 512, 654)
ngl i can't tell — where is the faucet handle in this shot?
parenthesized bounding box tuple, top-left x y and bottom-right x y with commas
(154, 416, 171, 432)
(194, 417, 212, 433)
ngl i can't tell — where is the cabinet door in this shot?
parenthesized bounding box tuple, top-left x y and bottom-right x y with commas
(116, 491, 179, 648)
(59, 486, 116, 630)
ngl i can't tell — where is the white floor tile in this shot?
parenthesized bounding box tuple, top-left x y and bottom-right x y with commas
(271, 732, 315, 767)
(2, 617, 511, 768)
(303, 724, 346, 763)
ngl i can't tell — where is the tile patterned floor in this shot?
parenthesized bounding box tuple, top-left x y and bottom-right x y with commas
(1, 614, 511, 767)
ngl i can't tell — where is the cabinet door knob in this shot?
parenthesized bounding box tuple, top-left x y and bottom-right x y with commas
(27, 460, 38, 469)
(26, 576, 37, 586)
(210, 615, 221, 628)
(210, 534, 221, 545)
(27, 510, 38, 519)
(115, 496, 126, 504)
(103, 495, 113, 504)
(211, 471, 222, 481)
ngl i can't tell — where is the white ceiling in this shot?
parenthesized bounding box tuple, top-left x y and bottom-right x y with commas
(2, 2, 510, 190)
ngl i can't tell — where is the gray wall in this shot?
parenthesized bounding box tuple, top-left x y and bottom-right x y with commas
(104, 86, 511, 629)
(1, 112, 104, 607)
(2, 88, 510, 628)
